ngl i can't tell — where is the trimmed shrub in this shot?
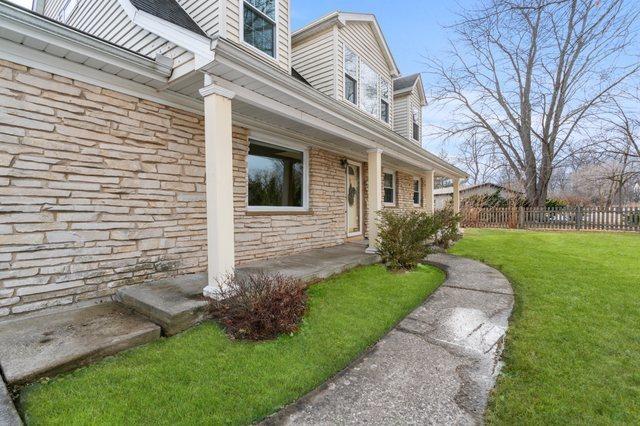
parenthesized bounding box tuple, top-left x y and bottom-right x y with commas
(208, 273, 308, 341)
(434, 208, 462, 249)
(376, 210, 438, 271)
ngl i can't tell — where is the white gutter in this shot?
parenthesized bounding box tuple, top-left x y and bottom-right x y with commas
(0, 1, 171, 79)
(207, 39, 467, 178)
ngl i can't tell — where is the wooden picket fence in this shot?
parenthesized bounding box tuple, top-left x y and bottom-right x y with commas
(462, 206, 640, 232)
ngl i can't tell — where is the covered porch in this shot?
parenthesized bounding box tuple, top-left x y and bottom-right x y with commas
(176, 39, 465, 298)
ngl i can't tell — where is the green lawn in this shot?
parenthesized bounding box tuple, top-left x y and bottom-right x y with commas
(20, 264, 444, 425)
(451, 229, 640, 425)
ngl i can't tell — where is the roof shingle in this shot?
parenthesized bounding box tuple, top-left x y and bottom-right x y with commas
(130, 0, 207, 37)
(393, 74, 420, 92)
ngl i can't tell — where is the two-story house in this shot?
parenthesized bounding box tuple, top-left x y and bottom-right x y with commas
(0, 0, 465, 317)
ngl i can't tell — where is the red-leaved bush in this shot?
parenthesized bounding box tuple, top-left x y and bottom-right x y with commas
(207, 272, 308, 341)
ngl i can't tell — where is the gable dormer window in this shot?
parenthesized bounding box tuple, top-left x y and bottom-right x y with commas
(344, 45, 392, 125)
(243, 0, 276, 57)
(412, 108, 421, 141)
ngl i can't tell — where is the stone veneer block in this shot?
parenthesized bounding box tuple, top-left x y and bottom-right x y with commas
(0, 303, 160, 385)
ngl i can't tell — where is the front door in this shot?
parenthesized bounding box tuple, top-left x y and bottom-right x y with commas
(346, 163, 362, 236)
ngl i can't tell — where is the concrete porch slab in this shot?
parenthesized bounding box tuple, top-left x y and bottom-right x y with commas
(0, 303, 160, 386)
(117, 242, 380, 336)
(239, 242, 380, 282)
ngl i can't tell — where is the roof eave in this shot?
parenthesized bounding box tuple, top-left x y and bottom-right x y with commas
(210, 39, 467, 178)
(293, 11, 400, 78)
(0, 1, 171, 79)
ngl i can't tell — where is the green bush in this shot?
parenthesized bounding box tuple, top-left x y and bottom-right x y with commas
(376, 210, 438, 271)
(433, 208, 462, 249)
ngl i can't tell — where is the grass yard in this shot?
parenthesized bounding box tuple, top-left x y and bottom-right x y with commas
(451, 229, 640, 424)
(19, 264, 444, 425)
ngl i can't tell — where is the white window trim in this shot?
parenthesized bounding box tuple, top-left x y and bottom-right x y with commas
(382, 169, 396, 207)
(343, 44, 392, 126)
(239, 0, 279, 62)
(343, 45, 359, 106)
(413, 177, 422, 207)
(412, 108, 421, 142)
(345, 160, 364, 237)
(246, 130, 309, 213)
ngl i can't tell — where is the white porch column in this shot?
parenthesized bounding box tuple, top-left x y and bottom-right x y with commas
(199, 79, 236, 299)
(452, 178, 462, 214)
(423, 170, 435, 214)
(366, 149, 383, 253)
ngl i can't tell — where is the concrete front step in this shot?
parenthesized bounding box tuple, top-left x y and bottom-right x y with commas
(0, 303, 160, 386)
(118, 243, 380, 336)
(116, 273, 209, 337)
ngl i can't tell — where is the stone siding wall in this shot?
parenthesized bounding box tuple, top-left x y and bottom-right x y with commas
(362, 169, 426, 239)
(0, 60, 211, 317)
(384, 171, 421, 211)
(0, 59, 429, 318)
(233, 132, 347, 262)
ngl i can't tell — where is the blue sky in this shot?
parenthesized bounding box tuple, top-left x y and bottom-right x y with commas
(8, 0, 465, 77)
(291, 1, 467, 77)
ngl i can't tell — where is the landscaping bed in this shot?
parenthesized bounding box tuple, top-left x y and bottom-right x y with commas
(451, 229, 640, 424)
(19, 264, 444, 425)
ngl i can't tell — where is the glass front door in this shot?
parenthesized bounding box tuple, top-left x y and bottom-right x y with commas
(346, 164, 361, 236)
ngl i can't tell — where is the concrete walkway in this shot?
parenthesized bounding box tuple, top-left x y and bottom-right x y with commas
(1, 378, 21, 425)
(268, 253, 514, 425)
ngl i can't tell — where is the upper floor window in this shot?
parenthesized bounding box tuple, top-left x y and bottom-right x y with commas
(380, 80, 390, 123)
(412, 108, 421, 141)
(344, 47, 358, 105)
(56, 0, 77, 23)
(243, 0, 276, 57)
(344, 45, 391, 124)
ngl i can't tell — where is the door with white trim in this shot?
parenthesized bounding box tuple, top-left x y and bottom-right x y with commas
(346, 163, 362, 236)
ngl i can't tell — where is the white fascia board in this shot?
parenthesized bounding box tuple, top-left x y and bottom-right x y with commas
(292, 11, 340, 41)
(0, 1, 169, 80)
(414, 74, 427, 106)
(210, 40, 467, 178)
(214, 71, 449, 175)
(117, 0, 214, 68)
(0, 37, 203, 115)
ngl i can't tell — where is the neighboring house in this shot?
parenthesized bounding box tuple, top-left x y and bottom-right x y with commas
(434, 183, 521, 210)
(0, 0, 466, 317)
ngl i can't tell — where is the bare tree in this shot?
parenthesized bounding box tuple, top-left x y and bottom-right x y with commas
(601, 95, 640, 159)
(428, 0, 640, 206)
(591, 94, 640, 206)
(457, 131, 503, 184)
